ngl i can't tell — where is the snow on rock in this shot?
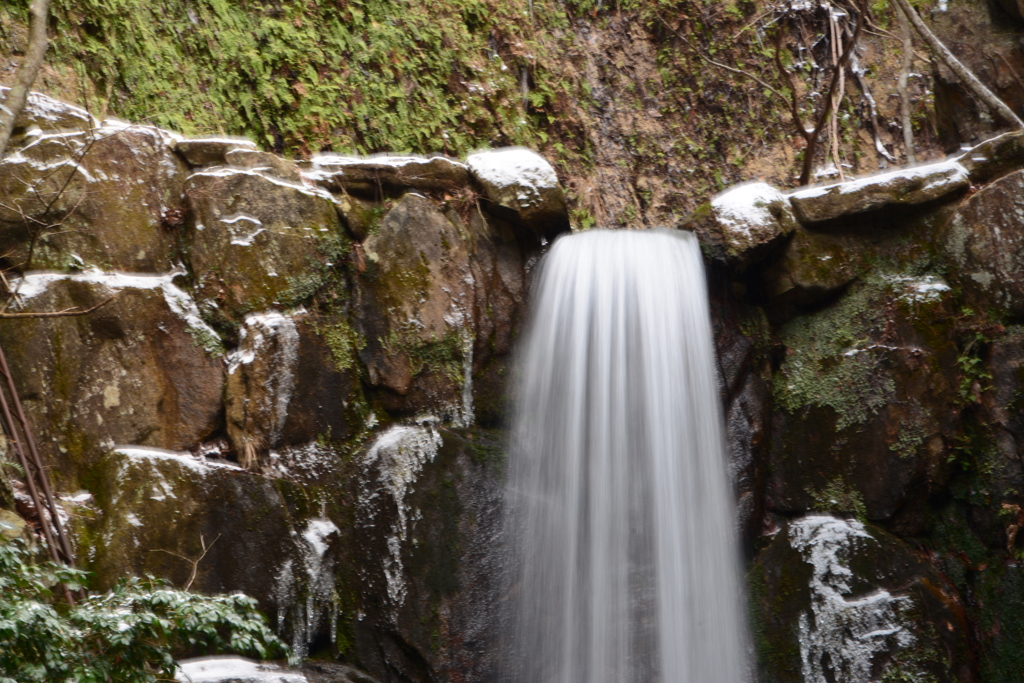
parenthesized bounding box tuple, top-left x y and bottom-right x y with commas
(956, 130, 1024, 184)
(271, 516, 341, 659)
(1, 88, 98, 133)
(358, 423, 442, 611)
(226, 312, 300, 455)
(466, 147, 568, 240)
(789, 160, 970, 225)
(789, 516, 915, 683)
(176, 656, 306, 683)
(301, 153, 470, 192)
(10, 269, 221, 353)
(175, 137, 258, 167)
(683, 181, 797, 272)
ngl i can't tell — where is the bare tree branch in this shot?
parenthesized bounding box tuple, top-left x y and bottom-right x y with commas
(0, 295, 117, 319)
(891, 0, 1024, 130)
(896, 3, 917, 164)
(0, 0, 51, 160)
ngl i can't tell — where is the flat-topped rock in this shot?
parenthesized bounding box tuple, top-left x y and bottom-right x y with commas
(467, 148, 569, 241)
(789, 160, 970, 225)
(956, 131, 1024, 185)
(0, 87, 97, 134)
(682, 182, 797, 272)
(175, 137, 258, 167)
(304, 154, 469, 193)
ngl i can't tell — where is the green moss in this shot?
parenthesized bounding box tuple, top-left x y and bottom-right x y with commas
(808, 476, 867, 521)
(382, 324, 467, 385)
(318, 320, 366, 373)
(774, 275, 898, 430)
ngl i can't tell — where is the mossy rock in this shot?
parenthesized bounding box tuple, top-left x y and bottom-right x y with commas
(0, 273, 223, 490)
(75, 446, 346, 656)
(768, 273, 960, 526)
(940, 170, 1024, 318)
(0, 124, 187, 272)
(185, 166, 343, 318)
(681, 182, 797, 273)
(356, 193, 474, 418)
(750, 515, 972, 683)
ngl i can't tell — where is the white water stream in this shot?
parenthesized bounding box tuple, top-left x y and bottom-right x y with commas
(504, 229, 749, 683)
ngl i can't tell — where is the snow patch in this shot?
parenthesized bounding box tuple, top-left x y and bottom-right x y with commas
(176, 656, 307, 683)
(358, 423, 442, 610)
(789, 516, 915, 683)
(114, 446, 243, 474)
(711, 182, 784, 239)
(466, 147, 559, 207)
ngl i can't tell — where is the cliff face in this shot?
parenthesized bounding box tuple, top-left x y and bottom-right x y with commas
(4, 1, 1024, 682)
(5, 0, 1022, 230)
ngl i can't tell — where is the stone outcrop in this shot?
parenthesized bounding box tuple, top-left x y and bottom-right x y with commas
(185, 166, 343, 318)
(788, 160, 969, 226)
(0, 93, 569, 682)
(941, 170, 1024, 316)
(466, 148, 569, 242)
(0, 272, 224, 487)
(683, 182, 797, 272)
(750, 516, 972, 683)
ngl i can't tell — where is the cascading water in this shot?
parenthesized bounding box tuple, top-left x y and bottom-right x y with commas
(503, 229, 749, 683)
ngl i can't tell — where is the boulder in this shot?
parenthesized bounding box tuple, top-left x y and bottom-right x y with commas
(225, 148, 303, 183)
(788, 161, 969, 226)
(304, 155, 470, 195)
(0, 88, 97, 135)
(356, 193, 474, 420)
(0, 122, 188, 272)
(957, 131, 1024, 184)
(940, 170, 1024, 317)
(0, 271, 224, 488)
(749, 515, 972, 683)
(80, 446, 344, 659)
(175, 137, 258, 167)
(466, 148, 569, 242)
(761, 228, 864, 309)
(185, 167, 343, 317)
(0, 509, 27, 542)
(682, 182, 797, 272)
(768, 274, 960, 526)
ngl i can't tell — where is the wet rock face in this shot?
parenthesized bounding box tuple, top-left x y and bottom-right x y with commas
(767, 274, 960, 526)
(941, 170, 1024, 317)
(351, 426, 504, 683)
(750, 516, 972, 683)
(0, 273, 223, 487)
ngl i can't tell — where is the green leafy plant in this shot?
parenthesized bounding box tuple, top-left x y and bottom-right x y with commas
(0, 538, 287, 682)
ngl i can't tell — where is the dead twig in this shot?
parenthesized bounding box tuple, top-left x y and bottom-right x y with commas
(892, 0, 1024, 129)
(0, 294, 117, 319)
(150, 533, 221, 591)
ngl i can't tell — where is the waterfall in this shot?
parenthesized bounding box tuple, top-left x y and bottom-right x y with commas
(503, 229, 749, 683)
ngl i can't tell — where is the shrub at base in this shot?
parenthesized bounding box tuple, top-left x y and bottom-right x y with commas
(0, 539, 287, 683)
